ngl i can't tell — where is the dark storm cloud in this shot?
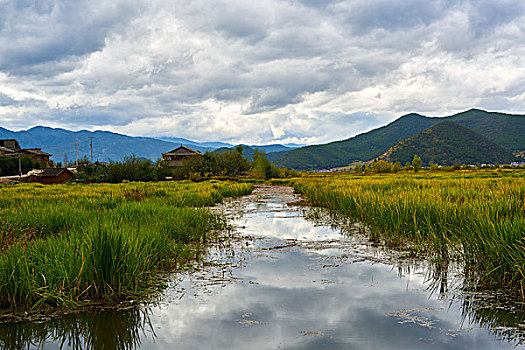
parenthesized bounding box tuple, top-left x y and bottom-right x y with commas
(341, 0, 445, 34)
(0, 93, 15, 106)
(50, 106, 144, 127)
(469, 0, 525, 37)
(0, 0, 142, 74)
(211, 4, 269, 43)
(245, 88, 304, 114)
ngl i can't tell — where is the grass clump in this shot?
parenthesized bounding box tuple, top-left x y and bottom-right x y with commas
(0, 181, 253, 309)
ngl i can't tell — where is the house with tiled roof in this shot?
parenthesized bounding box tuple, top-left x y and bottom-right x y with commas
(161, 145, 203, 166)
(0, 139, 52, 167)
(28, 168, 74, 184)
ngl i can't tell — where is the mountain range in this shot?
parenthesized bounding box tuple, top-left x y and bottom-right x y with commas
(269, 109, 525, 169)
(0, 126, 300, 164)
(158, 137, 305, 152)
(1, 109, 523, 167)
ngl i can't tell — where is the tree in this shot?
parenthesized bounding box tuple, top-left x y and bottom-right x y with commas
(0, 156, 42, 176)
(412, 155, 422, 172)
(371, 160, 392, 173)
(250, 149, 279, 179)
(76, 155, 157, 183)
(392, 161, 402, 173)
(216, 146, 249, 176)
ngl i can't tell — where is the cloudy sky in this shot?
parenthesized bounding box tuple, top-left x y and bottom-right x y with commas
(1, 0, 524, 145)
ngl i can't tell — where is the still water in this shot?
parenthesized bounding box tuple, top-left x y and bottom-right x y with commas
(1, 185, 524, 349)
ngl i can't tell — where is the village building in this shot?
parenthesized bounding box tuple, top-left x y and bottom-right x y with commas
(0, 139, 52, 167)
(94, 161, 110, 166)
(0, 146, 16, 156)
(161, 145, 203, 166)
(28, 168, 74, 184)
(15, 148, 52, 167)
(0, 139, 21, 152)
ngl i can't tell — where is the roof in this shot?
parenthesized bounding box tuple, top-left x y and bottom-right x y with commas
(0, 139, 21, 150)
(0, 146, 16, 154)
(16, 148, 52, 156)
(28, 168, 74, 177)
(162, 145, 203, 157)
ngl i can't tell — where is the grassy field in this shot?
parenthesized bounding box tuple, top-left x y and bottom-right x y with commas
(291, 170, 525, 293)
(0, 180, 253, 309)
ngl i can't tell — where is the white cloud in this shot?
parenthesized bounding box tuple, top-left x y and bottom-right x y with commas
(0, 0, 524, 144)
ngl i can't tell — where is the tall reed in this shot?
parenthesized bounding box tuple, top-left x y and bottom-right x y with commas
(0, 180, 253, 308)
(293, 171, 525, 292)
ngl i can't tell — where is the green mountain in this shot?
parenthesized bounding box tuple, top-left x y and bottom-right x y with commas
(270, 109, 525, 169)
(378, 121, 516, 166)
(446, 109, 525, 151)
(269, 113, 439, 169)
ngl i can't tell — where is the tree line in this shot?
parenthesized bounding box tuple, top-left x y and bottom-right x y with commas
(75, 146, 300, 183)
(354, 155, 515, 174)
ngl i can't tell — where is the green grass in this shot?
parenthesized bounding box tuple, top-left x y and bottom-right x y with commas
(291, 170, 525, 293)
(0, 180, 253, 309)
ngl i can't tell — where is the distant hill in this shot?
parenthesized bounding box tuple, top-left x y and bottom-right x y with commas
(270, 109, 525, 169)
(158, 138, 300, 154)
(0, 126, 188, 163)
(377, 121, 516, 166)
(0, 126, 298, 163)
(158, 137, 232, 151)
(250, 144, 294, 153)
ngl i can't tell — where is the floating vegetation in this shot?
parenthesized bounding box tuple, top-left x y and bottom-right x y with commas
(386, 308, 443, 328)
(299, 330, 329, 337)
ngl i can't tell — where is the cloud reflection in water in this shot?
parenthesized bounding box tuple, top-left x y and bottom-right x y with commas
(0, 187, 522, 349)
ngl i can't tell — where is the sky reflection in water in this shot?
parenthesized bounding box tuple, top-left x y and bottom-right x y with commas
(1, 186, 523, 349)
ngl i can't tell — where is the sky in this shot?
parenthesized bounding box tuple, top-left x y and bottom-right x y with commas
(0, 0, 524, 145)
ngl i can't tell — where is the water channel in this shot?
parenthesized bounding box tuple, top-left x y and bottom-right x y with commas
(1, 185, 524, 349)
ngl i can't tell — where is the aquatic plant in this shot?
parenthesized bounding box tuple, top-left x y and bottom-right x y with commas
(292, 170, 525, 293)
(0, 181, 253, 308)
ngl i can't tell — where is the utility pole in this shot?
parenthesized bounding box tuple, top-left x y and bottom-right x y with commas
(18, 156, 22, 177)
(75, 141, 78, 168)
(90, 137, 93, 165)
